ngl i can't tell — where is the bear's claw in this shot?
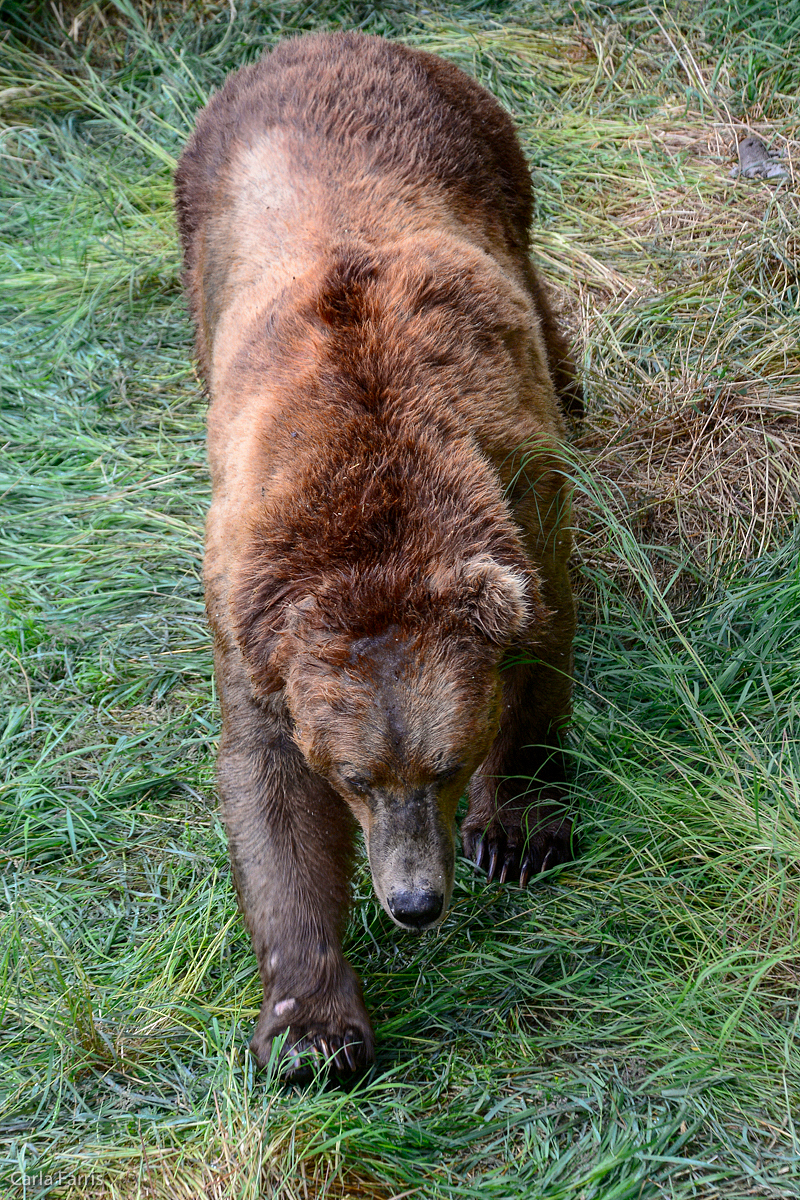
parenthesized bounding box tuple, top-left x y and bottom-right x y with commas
(474, 836, 514, 882)
(251, 985, 375, 1081)
(303, 1029, 363, 1075)
(464, 815, 572, 888)
(268, 1025, 371, 1081)
(470, 831, 527, 885)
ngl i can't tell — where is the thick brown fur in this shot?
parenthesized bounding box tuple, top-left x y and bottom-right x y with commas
(175, 30, 579, 1078)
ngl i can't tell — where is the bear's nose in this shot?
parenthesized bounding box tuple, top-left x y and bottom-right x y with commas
(388, 889, 444, 929)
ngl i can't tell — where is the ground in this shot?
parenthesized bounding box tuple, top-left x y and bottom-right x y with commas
(1, 2, 799, 1197)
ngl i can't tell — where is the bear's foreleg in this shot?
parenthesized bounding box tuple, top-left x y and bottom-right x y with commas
(462, 581, 575, 888)
(215, 646, 375, 1076)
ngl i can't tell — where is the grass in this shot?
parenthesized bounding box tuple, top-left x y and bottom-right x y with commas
(1, 0, 799, 1196)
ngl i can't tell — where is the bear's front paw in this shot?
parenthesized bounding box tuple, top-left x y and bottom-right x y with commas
(250, 980, 374, 1080)
(276, 1020, 373, 1080)
(462, 806, 574, 888)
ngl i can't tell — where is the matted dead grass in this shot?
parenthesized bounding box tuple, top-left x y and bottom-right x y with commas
(531, 102, 800, 594)
(575, 371, 799, 584)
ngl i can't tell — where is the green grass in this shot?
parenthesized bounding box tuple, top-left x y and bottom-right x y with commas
(1, 1, 799, 1196)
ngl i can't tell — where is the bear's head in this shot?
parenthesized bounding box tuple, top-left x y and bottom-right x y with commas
(235, 553, 541, 929)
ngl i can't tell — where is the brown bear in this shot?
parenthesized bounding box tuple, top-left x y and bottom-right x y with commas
(175, 30, 580, 1077)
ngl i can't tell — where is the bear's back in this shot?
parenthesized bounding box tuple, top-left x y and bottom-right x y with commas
(175, 32, 533, 262)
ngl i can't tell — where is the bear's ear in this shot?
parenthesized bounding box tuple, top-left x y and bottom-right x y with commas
(233, 566, 316, 698)
(455, 555, 536, 644)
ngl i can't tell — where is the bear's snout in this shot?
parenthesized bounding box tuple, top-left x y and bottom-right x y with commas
(364, 786, 456, 929)
(387, 888, 444, 930)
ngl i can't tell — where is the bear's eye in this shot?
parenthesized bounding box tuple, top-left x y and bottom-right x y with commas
(340, 771, 370, 795)
(437, 761, 465, 783)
